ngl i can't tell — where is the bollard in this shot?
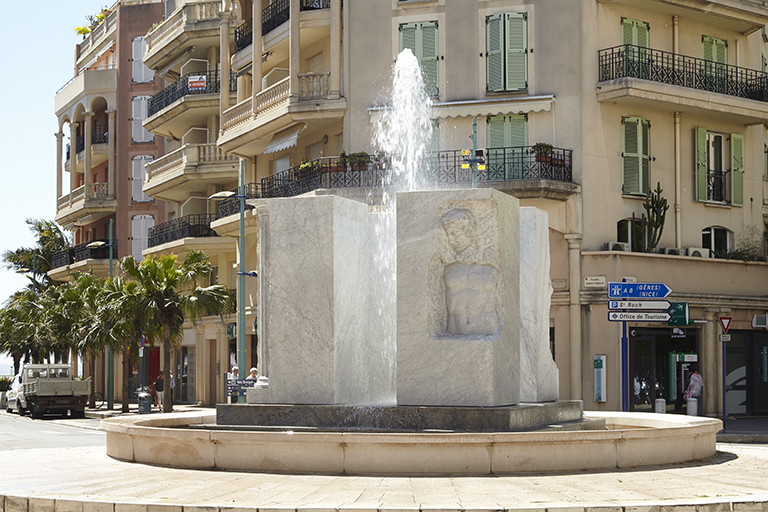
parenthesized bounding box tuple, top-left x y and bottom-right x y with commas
(654, 398, 666, 413)
(687, 398, 698, 416)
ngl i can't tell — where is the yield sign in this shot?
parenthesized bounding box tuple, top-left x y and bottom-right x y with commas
(719, 317, 732, 334)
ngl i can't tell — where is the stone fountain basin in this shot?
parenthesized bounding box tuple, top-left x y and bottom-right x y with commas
(102, 408, 721, 475)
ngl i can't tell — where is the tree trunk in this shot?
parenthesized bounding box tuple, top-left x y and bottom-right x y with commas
(163, 326, 172, 413)
(88, 353, 96, 409)
(122, 340, 131, 413)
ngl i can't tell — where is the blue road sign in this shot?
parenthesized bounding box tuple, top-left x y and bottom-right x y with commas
(608, 282, 672, 299)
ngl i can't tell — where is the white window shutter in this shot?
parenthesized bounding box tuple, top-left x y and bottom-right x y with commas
(132, 215, 154, 261)
(132, 37, 154, 83)
(132, 156, 153, 202)
(132, 96, 154, 143)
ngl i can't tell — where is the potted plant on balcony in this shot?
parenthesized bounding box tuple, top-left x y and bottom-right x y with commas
(347, 151, 370, 171)
(329, 151, 348, 173)
(531, 142, 564, 166)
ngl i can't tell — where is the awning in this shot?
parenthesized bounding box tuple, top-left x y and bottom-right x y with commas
(368, 95, 555, 121)
(264, 124, 306, 154)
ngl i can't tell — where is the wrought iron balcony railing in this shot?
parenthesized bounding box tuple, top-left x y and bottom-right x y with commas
(76, 134, 85, 154)
(73, 239, 117, 263)
(51, 248, 74, 269)
(235, 0, 332, 53)
(92, 124, 108, 144)
(598, 44, 768, 102)
(259, 146, 573, 198)
(147, 70, 237, 117)
(216, 183, 263, 218)
(147, 214, 219, 248)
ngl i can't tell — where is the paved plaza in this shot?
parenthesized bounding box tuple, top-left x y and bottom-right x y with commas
(1, 408, 768, 512)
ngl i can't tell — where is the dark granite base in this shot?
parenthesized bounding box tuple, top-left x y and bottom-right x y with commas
(216, 401, 583, 433)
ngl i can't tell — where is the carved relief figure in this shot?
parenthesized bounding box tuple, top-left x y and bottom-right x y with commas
(428, 202, 503, 339)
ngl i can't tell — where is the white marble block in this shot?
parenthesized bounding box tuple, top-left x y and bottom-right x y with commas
(247, 194, 394, 404)
(519, 207, 559, 402)
(396, 189, 521, 406)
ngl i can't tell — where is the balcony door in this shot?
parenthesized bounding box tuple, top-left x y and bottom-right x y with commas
(486, 114, 527, 181)
(621, 18, 650, 80)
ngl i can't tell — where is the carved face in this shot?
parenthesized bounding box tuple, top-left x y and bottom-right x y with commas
(445, 224, 473, 254)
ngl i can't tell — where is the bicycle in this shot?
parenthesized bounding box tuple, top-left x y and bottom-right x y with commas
(91, 391, 105, 410)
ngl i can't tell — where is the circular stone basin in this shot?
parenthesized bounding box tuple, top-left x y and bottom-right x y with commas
(102, 410, 721, 475)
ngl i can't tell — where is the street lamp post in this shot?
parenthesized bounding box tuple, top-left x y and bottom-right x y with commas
(87, 218, 114, 410)
(210, 159, 249, 404)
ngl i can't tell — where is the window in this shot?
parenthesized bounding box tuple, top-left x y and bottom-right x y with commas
(486, 13, 527, 92)
(702, 226, 731, 256)
(131, 215, 154, 261)
(399, 21, 438, 96)
(617, 218, 644, 252)
(694, 127, 743, 205)
(486, 114, 527, 180)
(272, 155, 290, 174)
(132, 96, 154, 143)
(622, 117, 650, 196)
(132, 155, 153, 202)
(132, 37, 155, 83)
(621, 18, 650, 79)
(308, 141, 323, 161)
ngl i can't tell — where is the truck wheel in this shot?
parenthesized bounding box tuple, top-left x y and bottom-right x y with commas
(71, 409, 85, 419)
(17, 402, 26, 416)
(31, 403, 43, 420)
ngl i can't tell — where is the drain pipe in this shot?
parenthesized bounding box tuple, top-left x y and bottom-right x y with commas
(565, 233, 583, 400)
(673, 15, 679, 54)
(674, 112, 682, 247)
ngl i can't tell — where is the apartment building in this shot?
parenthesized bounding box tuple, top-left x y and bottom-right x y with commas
(51, 0, 166, 400)
(140, 0, 768, 416)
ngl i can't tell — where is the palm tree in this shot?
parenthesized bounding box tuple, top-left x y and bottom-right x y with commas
(121, 250, 232, 412)
(101, 276, 145, 413)
(2, 219, 70, 293)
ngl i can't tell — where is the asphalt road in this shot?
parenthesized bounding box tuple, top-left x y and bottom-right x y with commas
(0, 409, 104, 451)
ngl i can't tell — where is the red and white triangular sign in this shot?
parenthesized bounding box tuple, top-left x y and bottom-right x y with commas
(719, 316, 732, 334)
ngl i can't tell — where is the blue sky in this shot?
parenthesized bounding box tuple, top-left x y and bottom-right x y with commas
(0, 1, 100, 365)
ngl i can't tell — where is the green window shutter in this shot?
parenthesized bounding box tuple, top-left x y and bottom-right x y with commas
(702, 36, 714, 62)
(420, 21, 439, 97)
(399, 22, 438, 97)
(762, 54, 766, 73)
(487, 115, 506, 149)
(505, 13, 527, 91)
(486, 14, 504, 93)
(399, 23, 417, 55)
(507, 114, 528, 147)
(641, 119, 651, 195)
(714, 37, 727, 64)
(621, 18, 649, 46)
(622, 117, 642, 195)
(694, 126, 708, 201)
(731, 133, 744, 207)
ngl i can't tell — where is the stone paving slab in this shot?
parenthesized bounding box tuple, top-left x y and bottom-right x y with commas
(2, 441, 768, 512)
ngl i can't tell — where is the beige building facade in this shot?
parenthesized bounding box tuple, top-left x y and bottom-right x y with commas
(137, 0, 768, 416)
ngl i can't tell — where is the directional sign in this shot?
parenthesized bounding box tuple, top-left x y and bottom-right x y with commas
(608, 311, 671, 322)
(608, 282, 672, 299)
(719, 316, 732, 334)
(608, 300, 671, 310)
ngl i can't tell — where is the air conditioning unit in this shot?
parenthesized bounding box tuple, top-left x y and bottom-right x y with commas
(602, 241, 630, 252)
(662, 247, 684, 256)
(686, 247, 710, 258)
(752, 313, 768, 329)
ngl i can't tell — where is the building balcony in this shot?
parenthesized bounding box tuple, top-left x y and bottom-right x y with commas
(596, 0, 768, 34)
(144, 70, 237, 139)
(48, 239, 118, 282)
(215, 183, 264, 219)
(55, 183, 117, 228)
(66, 125, 111, 173)
(55, 66, 117, 117)
(257, 147, 579, 202)
(218, 74, 346, 156)
(75, 9, 118, 67)
(143, 143, 239, 203)
(145, 214, 234, 257)
(233, 0, 330, 53)
(597, 45, 768, 124)
(144, 0, 224, 74)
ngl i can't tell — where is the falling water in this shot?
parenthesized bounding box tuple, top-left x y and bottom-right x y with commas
(361, 49, 434, 406)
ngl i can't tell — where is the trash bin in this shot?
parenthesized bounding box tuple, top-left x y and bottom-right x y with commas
(137, 392, 152, 414)
(654, 398, 666, 413)
(687, 398, 698, 416)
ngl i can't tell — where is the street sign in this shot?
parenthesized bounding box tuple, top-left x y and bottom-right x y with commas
(667, 302, 691, 326)
(608, 311, 671, 322)
(720, 334, 731, 342)
(608, 300, 671, 310)
(719, 316, 732, 334)
(608, 282, 672, 299)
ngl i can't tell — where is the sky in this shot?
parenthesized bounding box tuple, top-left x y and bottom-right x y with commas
(0, 1, 100, 367)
